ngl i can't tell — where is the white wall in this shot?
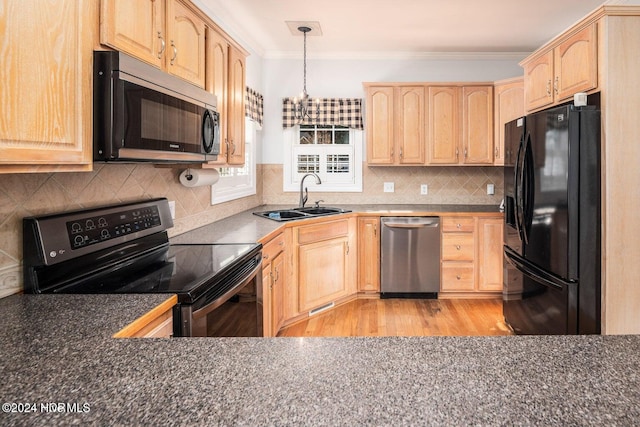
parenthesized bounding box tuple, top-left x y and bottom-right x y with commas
(259, 56, 524, 164)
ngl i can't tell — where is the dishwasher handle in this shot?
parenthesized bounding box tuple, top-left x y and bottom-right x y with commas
(381, 217, 440, 229)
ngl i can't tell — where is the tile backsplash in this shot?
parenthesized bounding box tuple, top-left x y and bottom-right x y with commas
(0, 162, 502, 297)
(0, 163, 262, 298)
(262, 164, 503, 206)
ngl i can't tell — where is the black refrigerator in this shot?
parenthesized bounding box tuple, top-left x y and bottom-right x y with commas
(502, 104, 601, 335)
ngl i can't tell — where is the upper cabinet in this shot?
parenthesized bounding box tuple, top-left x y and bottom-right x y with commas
(493, 77, 524, 166)
(365, 83, 493, 167)
(0, 0, 95, 173)
(364, 85, 425, 165)
(522, 24, 597, 112)
(204, 28, 247, 167)
(101, 0, 206, 88)
(427, 86, 459, 164)
(427, 85, 493, 165)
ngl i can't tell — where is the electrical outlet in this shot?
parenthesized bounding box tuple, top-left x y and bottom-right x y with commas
(168, 200, 176, 219)
(420, 184, 428, 195)
(487, 184, 495, 195)
(383, 182, 395, 193)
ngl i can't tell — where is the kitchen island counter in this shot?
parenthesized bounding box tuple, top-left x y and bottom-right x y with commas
(1, 293, 639, 426)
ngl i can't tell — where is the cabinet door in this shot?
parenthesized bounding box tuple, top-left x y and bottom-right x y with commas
(100, 0, 165, 69)
(477, 218, 504, 291)
(358, 217, 380, 292)
(396, 86, 426, 164)
(366, 86, 395, 164)
(205, 27, 229, 165)
(166, 0, 205, 88)
(523, 51, 554, 112)
(427, 86, 459, 164)
(262, 266, 273, 336)
(271, 252, 285, 333)
(554, 24, 598, 102)
(298, 237, 349, 312)
(493, 79, 524, 166)
(462, 86, 493, 164)
(227, 46, 246, 165)
(1, 0, 93, 172)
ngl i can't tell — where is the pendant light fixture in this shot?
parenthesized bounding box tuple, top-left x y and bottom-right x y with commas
(293, 25, 320, 123)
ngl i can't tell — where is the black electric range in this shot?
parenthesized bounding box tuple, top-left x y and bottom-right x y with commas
(23, 198, 263, 337)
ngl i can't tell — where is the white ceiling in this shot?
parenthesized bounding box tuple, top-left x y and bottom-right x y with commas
(195, 0, 609, 59)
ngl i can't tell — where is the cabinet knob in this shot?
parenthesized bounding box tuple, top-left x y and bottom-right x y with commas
(554, 76, 559, 95)
(456, 245, 461, 250)
(546, 79, 552, 97)
(456, 223, 461, 229)
(456, 275, 461, 280)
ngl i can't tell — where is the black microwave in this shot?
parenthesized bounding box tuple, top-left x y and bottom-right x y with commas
(93, 51, 219, 163)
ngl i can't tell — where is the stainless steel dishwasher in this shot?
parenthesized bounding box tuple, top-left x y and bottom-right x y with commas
(380, 217, 440, 298)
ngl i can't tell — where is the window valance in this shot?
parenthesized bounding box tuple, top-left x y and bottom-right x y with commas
(282, 98, 363, 130)
(245, 86, 264, 128)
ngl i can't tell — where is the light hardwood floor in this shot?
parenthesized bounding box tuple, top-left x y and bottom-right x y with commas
(277, 298, 513, 337)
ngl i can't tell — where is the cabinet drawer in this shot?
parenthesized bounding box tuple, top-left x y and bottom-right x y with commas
(442, 233, 474, 261)
(297, 219, 349, 245)
(441, 264, 475, 291)
(262, 233, 285, 264)
(442, 217, 475, 232)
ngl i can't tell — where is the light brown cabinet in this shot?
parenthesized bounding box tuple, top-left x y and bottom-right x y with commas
(440, 215, 503, 295)
(0, 0, 95, 173)
(261, 233, 286, 337)
(101, 0, 206, 88)
(440, 217, 476, 292)
(477, 217, 504, 291)
(204, 28, 246, 166)
(493, 78, 524, 166)
(364, 85, 425, 165)
(113, 296, 177, 338)
(522, 24, 597, 112)
(427, 85, 494, 165)
(294, 218, 357, 314)
(357, 217, 380, 293)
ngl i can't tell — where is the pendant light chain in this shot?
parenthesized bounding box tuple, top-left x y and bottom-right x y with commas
(293, 25, 319, 122)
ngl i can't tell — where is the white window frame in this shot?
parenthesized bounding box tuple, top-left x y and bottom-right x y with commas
(211, 118, 257, 204)
(283, 125, 363, 192)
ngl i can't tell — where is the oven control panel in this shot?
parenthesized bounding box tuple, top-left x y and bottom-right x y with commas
(66, 206, 161, 249)
(23, 198, 173, 266)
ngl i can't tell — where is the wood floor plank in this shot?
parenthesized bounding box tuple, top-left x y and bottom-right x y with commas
(277, 298, 513, 337)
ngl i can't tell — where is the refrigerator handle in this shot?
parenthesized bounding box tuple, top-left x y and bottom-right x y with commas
(521, 133, 535, 245)
(514, 132, 525, 243)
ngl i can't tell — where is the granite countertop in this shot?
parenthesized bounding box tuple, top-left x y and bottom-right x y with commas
(1, 293, 639, 425)
(171, 204, 503, 244)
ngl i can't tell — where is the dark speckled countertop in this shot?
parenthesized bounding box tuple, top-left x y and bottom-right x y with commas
(1, 293, 639, 425)
(171, 204, 503, 244)
(4, 205, 639, 425)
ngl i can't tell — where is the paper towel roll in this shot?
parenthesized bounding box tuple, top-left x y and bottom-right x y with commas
(179, 169, 219, 187)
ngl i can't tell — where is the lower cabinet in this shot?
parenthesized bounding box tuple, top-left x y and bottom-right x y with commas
(293, 218, 357, 314)
(357, 217, 380, 293)
(113, 296, 177, 338)
(260, 232, 286, 337)
(440, 215, 503, 296)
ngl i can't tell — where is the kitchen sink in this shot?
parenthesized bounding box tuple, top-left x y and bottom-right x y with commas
(253, 206, 351, 222)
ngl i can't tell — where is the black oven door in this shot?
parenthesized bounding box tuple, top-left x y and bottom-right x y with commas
(174, 254, 263, 337)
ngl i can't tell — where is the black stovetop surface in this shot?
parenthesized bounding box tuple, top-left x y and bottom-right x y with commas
(49, 243, 261, 304)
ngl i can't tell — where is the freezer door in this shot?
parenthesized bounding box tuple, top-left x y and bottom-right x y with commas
(503, 248, 578, 334)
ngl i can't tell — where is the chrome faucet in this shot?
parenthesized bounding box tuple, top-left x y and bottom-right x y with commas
(299, 173, 322, 208)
